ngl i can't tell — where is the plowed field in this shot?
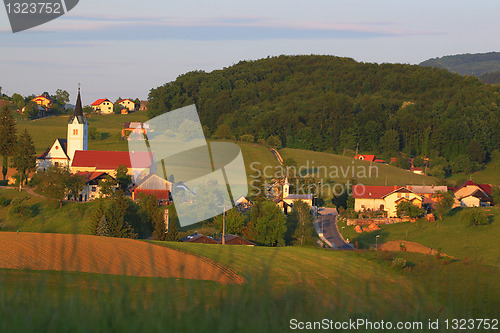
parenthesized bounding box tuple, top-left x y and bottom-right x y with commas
(0, 232, 244, 284)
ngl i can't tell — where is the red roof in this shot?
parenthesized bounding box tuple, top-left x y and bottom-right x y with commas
(91, 98, 111, 106)
(118, 99, 134, 103)
(353, 185, 404, 199)
(71, 150, 153, 169)
(354, 155, 376, 162)
(455, 180, 492, 195)
(374, 158, 387, 163)
(73, 171, 109, 183)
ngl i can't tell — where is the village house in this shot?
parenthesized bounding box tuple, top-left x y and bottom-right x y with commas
(215, 234, 255, 246)
(122, 121, 149, 139)
(180, 232, 218, 244)
(353, 185, 423, 218)
(451, 180, 493, 207)
(70, 171, 114, 202)
(130, 173, 172, 204)
(117, 99, 137, 112)
(91, 98, 113, 114)
(31, 95, 53, 108)
(354, 154, 387, 164)
(139, 100, 148, 110)
(406, 185, 448, 209)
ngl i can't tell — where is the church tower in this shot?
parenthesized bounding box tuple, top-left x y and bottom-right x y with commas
(67, 87, 88, 163)
(283, 177, 290, 198)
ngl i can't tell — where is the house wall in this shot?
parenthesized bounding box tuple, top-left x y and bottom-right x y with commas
(354, 198, 385, 212)
(461, 196, 480, 207)
(384, 192, 422, 217)
(119, 100, 136, 111)
(92, 101, 113, 114)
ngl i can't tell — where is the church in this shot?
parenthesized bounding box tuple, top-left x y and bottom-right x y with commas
(36, 89, 155, 181)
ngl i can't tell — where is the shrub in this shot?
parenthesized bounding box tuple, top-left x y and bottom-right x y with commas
(461, 209, 488, 227)
(391, 257, 407, 269)
(8, 197, 33, 218)
(0, 196, 10, 206)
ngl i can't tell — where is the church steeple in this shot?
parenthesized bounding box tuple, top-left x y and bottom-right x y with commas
(67, 85, 88, 163)
(68, 84, 86, 124)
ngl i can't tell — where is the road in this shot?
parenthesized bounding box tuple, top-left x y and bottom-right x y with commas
(314, 207, 354, 250)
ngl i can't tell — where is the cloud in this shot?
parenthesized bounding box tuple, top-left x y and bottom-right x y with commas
(15, 15, 435, 40)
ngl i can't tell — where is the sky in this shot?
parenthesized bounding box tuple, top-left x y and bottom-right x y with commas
(1, 0, 499, 105)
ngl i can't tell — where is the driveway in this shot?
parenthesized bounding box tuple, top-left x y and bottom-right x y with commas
(314, 207, 353, 250)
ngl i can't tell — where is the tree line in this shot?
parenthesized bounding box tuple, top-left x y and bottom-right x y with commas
(147, 55, 500, 176)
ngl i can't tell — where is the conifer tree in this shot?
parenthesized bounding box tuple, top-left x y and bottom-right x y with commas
(0, 107, 17, 181)
(11, 129, 35, 190)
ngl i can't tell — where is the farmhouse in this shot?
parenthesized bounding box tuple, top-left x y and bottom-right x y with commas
(122, 121, 149, 139)
(452, 180, 493, 207)
(353, 185, 422, 218)
(31, 95, 53, 108)
(216, 234, 255, 246)
(130, 173, 172, 203)
(117, 99, 137, 112)
(91, 98, 113, 114)
(70, 171, 114, 202)
(354, 154, 387, 164)
(180, 232, 218, 244)
(406, 185, 448, 208)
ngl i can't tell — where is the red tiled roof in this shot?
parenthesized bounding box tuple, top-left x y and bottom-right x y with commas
(374, 158, 387, 163)
(73, 171, 109, 183)
(353, 185, 402, 199)
(354, 155, 376, 162)
(118, 99, 134, 103)
(91, 98, 111, 106)
(71, 150, 153, 169)
(456, 180, 492, 195)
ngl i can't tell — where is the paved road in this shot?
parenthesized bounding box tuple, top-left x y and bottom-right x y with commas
(314, 207, 354, 250)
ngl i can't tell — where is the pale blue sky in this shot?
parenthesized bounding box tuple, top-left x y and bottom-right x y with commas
(1, 0, 499, 105)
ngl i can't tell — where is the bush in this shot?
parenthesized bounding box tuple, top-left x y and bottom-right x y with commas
(0, 196, 10, 206)
(8, 197, 34, 218)
(461, 209, 488, 227)
(391, 257, 407, 269)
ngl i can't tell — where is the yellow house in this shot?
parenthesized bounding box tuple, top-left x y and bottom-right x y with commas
(91, 98, 113, 114)
(353, 185, 422, 217)
(117, 99, 136, 112)
(31, 95, 53, 108)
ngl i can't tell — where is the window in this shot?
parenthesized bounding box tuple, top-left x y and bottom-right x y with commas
(73, 129, 78, 135)
(397, 193, 401, 198)
(91, 186, 97, 192)
(405, 193, 409, 198)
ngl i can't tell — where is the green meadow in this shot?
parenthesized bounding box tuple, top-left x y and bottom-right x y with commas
(340, 206, 500, 267)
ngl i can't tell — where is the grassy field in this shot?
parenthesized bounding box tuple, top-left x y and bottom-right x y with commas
(0, 188, 93, 234)
(16, 111, 150, 154)
(340, 206, 500, 267)
(1, 239, 498, 332)
(280, 147, 437, 186)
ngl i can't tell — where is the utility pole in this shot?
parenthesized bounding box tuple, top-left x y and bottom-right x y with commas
(222, 208, 226, 245)
(164, 208, 169, 233)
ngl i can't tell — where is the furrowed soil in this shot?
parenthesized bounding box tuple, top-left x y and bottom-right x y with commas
(0, 232, 244, 284)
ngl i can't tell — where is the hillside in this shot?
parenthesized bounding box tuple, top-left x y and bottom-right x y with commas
(420, 52, 500, 78)
(148, 55, 500, 172)
(340, 206, 500, 267)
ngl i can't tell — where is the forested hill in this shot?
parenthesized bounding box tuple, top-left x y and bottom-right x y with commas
(420, 52, 500, 83)
(148, 55, 500, 172)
